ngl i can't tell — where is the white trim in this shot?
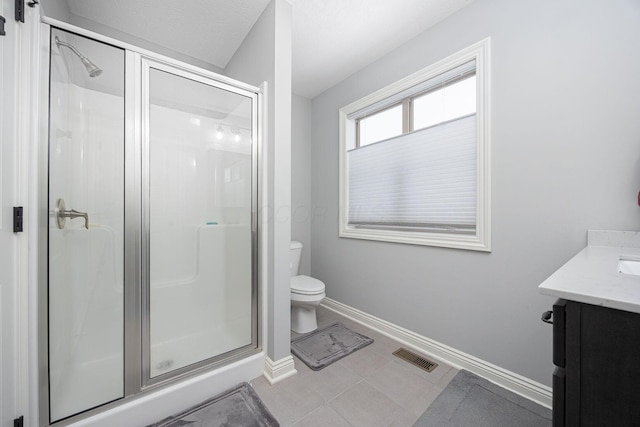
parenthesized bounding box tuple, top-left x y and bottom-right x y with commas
(259, 82, 268, 364)
(16, 5, 43, 427)
(263, 356, 297, 385)
(338, 37, 491, 252)
(321, 298, 552, 409)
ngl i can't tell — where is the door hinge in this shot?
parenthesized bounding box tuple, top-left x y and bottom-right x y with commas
(0, 15, 6, 36)
(13, 206, 23, 233)
(15, 0, 24, 23)
(14, 416, 24, 427)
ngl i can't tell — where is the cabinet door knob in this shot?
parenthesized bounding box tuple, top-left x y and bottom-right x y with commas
(541, 310, 553, 324)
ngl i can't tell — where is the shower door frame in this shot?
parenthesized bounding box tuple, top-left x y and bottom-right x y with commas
(139, 57, 260, 388)
(38, 20, 263, 427)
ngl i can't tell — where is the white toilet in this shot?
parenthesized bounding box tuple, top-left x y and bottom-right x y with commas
(290, 241, 326, 333)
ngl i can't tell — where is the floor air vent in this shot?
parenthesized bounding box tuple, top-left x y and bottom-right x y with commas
(393, 348, 438, 373)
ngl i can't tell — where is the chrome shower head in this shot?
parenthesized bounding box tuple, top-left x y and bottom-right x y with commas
(80, 57, 102, 78)
(55, 36, 103, 78)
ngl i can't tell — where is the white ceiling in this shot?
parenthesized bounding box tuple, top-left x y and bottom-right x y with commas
(66, 0, 272, 69)
(291, 0, 473, 98)
(60, 0, 474, 99)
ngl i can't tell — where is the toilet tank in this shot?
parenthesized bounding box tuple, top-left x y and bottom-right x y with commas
(290, 241, 303, 276)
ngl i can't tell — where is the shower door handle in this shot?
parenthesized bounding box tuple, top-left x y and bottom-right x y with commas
(55, 198, 89, 229)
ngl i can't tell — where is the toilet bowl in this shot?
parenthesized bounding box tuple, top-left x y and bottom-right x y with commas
(290, 241, 325, 333)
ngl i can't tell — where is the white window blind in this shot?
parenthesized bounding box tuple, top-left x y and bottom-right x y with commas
(348, 114, 477, 233)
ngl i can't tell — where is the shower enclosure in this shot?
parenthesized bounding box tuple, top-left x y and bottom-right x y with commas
(42, 26, 259, 425)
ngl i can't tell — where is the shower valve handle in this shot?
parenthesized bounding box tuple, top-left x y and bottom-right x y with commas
(55, 198, 89, 229)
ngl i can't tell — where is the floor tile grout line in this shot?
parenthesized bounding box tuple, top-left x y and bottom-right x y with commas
(289, 379, 366, 427)
(324, 377, 367, 407)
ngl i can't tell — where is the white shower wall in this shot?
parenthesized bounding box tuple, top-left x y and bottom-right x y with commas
(149, 224, 252, 377)
(148, 102, 252, 284)
(147, 85, 255, 377)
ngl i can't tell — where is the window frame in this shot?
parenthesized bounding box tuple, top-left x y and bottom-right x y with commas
(338, 38, 491, 251)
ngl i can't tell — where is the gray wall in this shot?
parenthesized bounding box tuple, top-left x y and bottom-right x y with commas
(291, 94, 312, 276)
(310, 0, 640, 386)
(226, 0, 293, 362)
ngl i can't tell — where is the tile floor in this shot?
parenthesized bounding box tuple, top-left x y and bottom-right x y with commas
(250, 306, 458, 427)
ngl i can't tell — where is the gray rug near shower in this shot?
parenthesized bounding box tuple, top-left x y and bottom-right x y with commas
(291, 322, 373, 370)
(150, 383, 279, 427)
(413, 370, 551, 427)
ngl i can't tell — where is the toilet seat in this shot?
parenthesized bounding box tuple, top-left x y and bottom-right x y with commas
(291, 275, 325, 295)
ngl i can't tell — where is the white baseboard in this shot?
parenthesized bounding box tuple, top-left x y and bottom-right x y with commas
(263, 355, 297, 385)
(321, 298, 552, 408)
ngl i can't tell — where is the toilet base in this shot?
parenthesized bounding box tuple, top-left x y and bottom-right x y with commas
(291, 304, 319, 334)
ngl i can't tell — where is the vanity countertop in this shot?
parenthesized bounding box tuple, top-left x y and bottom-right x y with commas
(539, 230, 640, 314)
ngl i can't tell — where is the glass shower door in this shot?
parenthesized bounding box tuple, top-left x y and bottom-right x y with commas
(144, 62, 257, 380)
(44, 25, 261, 426)
(48, 29, 125, 422)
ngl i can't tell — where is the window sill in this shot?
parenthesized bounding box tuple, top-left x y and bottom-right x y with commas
(339, 226, 491, 252)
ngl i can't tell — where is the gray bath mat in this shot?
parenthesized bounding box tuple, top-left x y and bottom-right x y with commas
(150, 382, 279, 427)
(414, 370, 551, 427)
(291, 322, 373, 370)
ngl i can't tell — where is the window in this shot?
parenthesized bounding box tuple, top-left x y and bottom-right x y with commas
(358, 104, 403, 146)
(412, 75, 476, 130)
(339, 38, 491, 251)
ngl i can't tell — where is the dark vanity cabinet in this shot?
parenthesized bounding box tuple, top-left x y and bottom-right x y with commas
(551, 299, 640, 426)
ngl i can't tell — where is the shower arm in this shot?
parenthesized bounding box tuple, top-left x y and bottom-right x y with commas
(55, 37, 88, 61)
(54, 36, 103, 78)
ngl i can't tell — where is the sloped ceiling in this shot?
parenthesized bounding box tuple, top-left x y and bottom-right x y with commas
(57, 0, 475, 99)
(66, 0, 271, 69)
(291, 0, 474, 98)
